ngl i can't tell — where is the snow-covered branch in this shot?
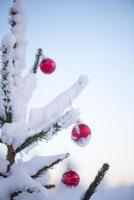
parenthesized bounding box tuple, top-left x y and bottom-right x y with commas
(14, 73, 37, 121)
(29, 75, 88, 131)
(0, 166, 47, 200)
(10, 188, 35, 200)
(31, 153, 69, 179)
(1, 34, 16, 123)
(16, 108, 79, 153)
(9, 0, 27, 80)
(8, 0, 29, 122)
(43, 184, 55, 189)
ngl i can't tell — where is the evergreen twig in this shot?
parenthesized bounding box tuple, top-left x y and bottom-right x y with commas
(0, 172, 7, 178)
(81, 163, 109, 200)
(33, 48, 42, 73)
(44, 184, 55, 189)
(16, 129, 48, 153)
(1, 47, 13, 123)
(16, 123, 61, 153)
(31, 153, 70, 179)
(10, 188, 34, 200)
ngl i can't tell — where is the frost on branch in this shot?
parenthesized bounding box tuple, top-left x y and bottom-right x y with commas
(0, 154, 69, 199)
(0, 166, 47, 200)
(0, 108, 79, 150)
(13, 73, 37, 122)
(1, 33, 16, 123)
(0, 85, 5, 121)
(9, 0, 27, 74)
(2, 34, 16, 49)
(0, 158, 9, 175)
(1, 121, 28, 148)
(14, 108, 80, 153)
(29, 75, 88, 131)
(19, 153, 69, 178)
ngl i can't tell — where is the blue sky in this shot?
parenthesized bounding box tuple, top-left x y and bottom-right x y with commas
(0, 0, 134, 186)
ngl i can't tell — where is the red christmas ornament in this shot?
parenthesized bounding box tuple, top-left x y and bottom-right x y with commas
(62, 170, 80, 187)
(39, 58, 56, 74)
(71, 123, 91, 142)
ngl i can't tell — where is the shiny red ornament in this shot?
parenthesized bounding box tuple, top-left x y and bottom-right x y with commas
(71, 123, 91, 142)
(62, 170, 80, 187)
(39, 58, 56, 74)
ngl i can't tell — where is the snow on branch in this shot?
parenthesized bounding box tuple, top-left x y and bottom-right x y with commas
(17, 153, 69, 179)
(1, 33, 16, 123)
(13, 73, 37, 122)
(0, 0, 28, 123)
(30, 153, 69, 179)
(29, 75, 88, 131)
(0, 158, 9, 176)
(7, 0, 29, 122)
(15, 108, 79, 153)
(10, 188, 35, 200)
(0, 90, 5, 122)
(0, 166, 47, 200)
(10, 188, 46, 200)
(9, 0, 27, 74)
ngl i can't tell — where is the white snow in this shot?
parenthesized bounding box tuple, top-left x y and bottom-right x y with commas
(58, 108, 80, 129)
(1, 33, 16, 48)
(28, 75, 88, 131)
(13, 73, 37, 122)
(14, 191, 47, 200)
(1, 38, 16, 116)
(1, 121, 28, 147)
(0, 154, 68, 199)
(0, 165, 48, 200)
(35, 172, 50, 186)
(0, 158, 9, 174)
(0, 85, 5, 118)
(11, 0, 25, 15)
(18, 154, 68, 177)
(9, 0, 27, 91)
(12, 14, 27, 25)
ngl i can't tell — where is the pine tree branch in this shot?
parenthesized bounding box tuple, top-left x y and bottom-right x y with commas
(16, 123, 61, 153)
(7, 145, 16, 172)
(0, 139, 3, 143)
(81, 163, 109, 200)
(1, 51, 13, 123)
(33, 48, 43, 73)
(16, 108, 77, 154)
(15, 129, 49, 153)
(10, 188, 34, 200)
(44, 184, 55, 189)
(31, 153, 70, 179)
(0, 172, 7, 178)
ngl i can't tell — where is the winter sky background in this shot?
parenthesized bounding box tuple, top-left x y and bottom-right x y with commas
(0, 0, 134, 191)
